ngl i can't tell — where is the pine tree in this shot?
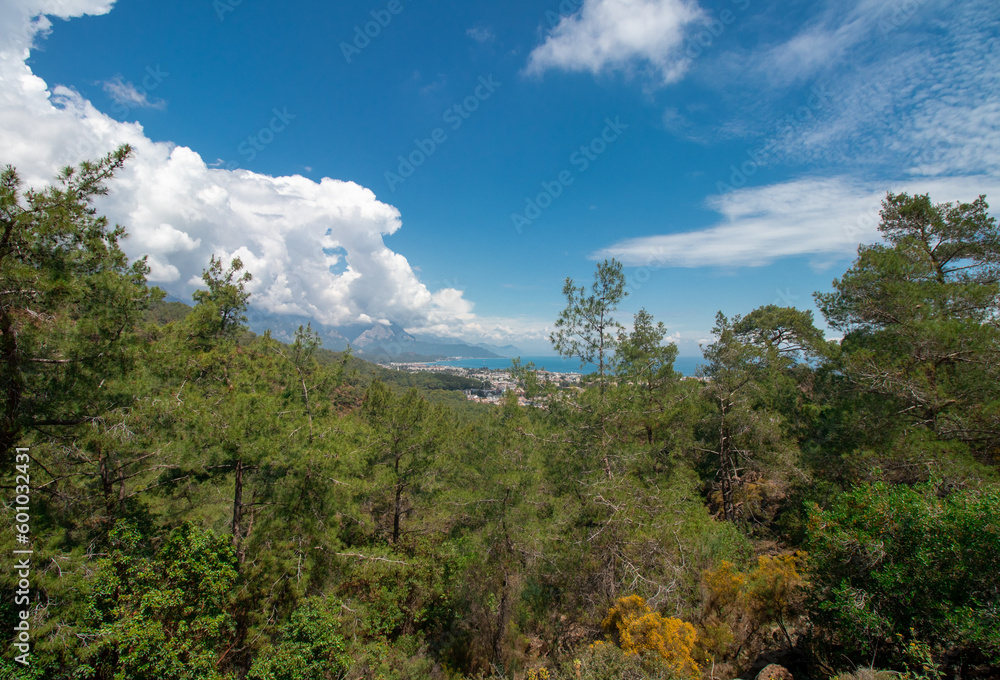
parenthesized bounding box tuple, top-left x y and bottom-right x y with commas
(0, 146, 151, 467)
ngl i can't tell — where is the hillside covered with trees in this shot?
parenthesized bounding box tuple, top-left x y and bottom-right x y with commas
(1, 148, 998, 679)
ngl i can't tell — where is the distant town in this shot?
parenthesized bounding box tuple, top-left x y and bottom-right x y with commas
(389, 361, 583, 405)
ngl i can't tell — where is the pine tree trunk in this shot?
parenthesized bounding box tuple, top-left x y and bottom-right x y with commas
(232, 459, 245, 562)
(0, 306, 22, 463)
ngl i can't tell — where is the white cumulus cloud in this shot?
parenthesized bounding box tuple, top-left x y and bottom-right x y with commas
(526, 0, 704, 85)
(0, 0, 512, 337)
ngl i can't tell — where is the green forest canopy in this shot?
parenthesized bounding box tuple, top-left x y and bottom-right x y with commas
(1, 149, 998, 679)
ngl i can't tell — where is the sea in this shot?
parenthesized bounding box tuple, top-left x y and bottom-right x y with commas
(428, 355, 705, 377)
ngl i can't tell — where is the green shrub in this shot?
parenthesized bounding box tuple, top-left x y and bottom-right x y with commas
(247, 598, 350, 680)
(83, 521, 239, 679)
(806, 483, 1000, 672)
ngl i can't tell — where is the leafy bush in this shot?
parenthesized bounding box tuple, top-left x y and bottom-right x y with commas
(247, 598, 350, 680)
(806, 483, 1000, 671)
(82, 521, 239, 679)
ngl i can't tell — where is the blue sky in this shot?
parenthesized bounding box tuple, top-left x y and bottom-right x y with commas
(3, 0, 999, 354)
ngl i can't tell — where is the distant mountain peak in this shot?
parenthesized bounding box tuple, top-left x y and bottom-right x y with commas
(244, 308, 500, 361)
(352, 324, 414, 347)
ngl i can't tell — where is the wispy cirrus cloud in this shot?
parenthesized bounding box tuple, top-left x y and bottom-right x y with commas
(102, 75, 165, 109)
(746, 0, 890, 87)
(525, 0, 704, 85)
(694, 0, 1000, 179)
(593, 175, 1000, 269)
(763, 0, 1000, 178)
(466, 26, 494, 43)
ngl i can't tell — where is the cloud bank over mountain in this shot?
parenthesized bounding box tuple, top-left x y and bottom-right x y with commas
(0, 0, 510, 338)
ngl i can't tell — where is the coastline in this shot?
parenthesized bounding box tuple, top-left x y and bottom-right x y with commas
(398, 355, 705, 377)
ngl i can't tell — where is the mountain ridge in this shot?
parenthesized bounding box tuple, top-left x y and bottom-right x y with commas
(244, 308, 510, 362)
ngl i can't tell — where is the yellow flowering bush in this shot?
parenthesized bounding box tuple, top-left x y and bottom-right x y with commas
(702, 560, 745, 611)
(698, 553, 806, 663)
(600, 595, 701, 678)
(746, 554, 804, 622)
